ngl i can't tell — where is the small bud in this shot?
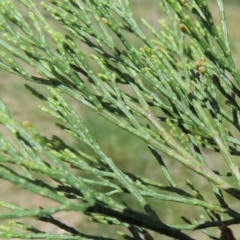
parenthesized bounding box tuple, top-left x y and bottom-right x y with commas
(196, 135, 201, 141)
(181, 132, 189, 141)
(144, 233, 154, 240)
(211, 74, 220, 84)
(198, 66, 206, 74)
(192, 190, 198, 197)
(230, 91, 235, 99)
(180, 24, 189, 34)
(213, 212, 221, 221)
(22, 120, 30, 127)
(195, 57, 205, 67)
(101, 18, 109, 25)
(225, 100, 230, 105)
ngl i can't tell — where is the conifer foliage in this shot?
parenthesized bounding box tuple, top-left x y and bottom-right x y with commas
(0, 0, 239, 239)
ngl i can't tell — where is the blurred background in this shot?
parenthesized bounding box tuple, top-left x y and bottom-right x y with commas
(0, 0, 240, 239)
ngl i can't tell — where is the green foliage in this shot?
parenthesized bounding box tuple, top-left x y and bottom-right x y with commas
(0, 0, 240, 239)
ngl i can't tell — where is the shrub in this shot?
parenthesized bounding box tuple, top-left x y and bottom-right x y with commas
(0, 0, 239, 239)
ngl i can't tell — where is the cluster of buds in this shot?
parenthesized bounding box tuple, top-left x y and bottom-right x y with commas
(195, 57, 206, 74)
